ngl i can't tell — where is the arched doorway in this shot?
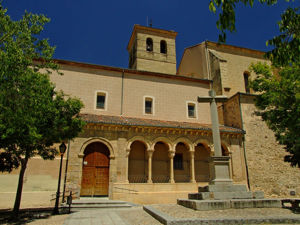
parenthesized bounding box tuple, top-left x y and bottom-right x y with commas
(152, 142, 169, 183)
(128, 141, 148, 183)
(81, 142, 110, 197)
(174, 142, 190, 183)
(195, 143, 211, 182)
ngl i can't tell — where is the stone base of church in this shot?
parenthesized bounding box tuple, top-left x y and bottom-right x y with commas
(111, 182, 202, 204)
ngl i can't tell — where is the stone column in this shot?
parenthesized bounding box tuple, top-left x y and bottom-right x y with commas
(168, 151, 175, 183)
(229, 152, 233, 179)
(147, 150, 154, 183)
(209, 90, 222, 157)
(189, 151, 196, 183)
(125, 149, 130, 183)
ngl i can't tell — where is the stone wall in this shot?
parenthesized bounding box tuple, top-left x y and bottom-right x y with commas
(240, 95, 300, 198)
(222, 94, 242, 129)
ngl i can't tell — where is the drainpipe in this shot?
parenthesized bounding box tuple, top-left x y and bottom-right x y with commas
(204, 41, 212, 89)
(62, 139, 71, 202)
(239, 94, 251, 190)
(120, 70, 124, 115)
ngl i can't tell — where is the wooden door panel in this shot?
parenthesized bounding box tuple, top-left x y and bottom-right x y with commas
(94, 167, 109, 196)
(80, 167, 94, 196)
(95, 152, 109, 167)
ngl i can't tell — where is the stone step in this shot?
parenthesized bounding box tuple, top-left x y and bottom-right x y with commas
(61, 198, 133, 211)
(189, 191, 254, 200)
(189, 192, 210, 200)
(71, 200, 128, 205)
(198, 184, 248, 193)
(178, 198, 281, 211)
(213, 191, 253, 200)
(62, 203, 132, 209)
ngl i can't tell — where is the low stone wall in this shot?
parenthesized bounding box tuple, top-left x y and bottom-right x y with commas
(111, 182, 201, 204)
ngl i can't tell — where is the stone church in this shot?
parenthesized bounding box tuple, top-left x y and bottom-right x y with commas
(1, 25, 299, 206)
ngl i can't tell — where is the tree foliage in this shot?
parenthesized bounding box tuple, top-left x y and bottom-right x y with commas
(250, 63, 300, 167)
(208, 0, 290, 42)
(250, 7, 300, 167)
(0, 4, 85, 214)
(265, 7, 300, 67)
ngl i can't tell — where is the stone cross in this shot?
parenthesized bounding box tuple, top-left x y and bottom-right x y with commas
(197, 90, 227, 156)
(198, 90, 232, 185)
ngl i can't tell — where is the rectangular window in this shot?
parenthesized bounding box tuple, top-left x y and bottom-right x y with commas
(145, 98, 153, 114)
(188, 104, 195, 118)
(174, 153, 183, 170)
(96, 93, 106, 109)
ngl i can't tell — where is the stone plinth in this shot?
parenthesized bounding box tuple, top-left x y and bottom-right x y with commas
(178, 198, 281, 211)
(189, 183, 264, 200)
(209, 156, 232, 185)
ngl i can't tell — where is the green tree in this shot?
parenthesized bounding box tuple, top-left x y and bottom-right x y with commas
(208, 0, 284, 42)
(0, 4, 85, 215)
(250, 7, 300, 167)
(250, 62, 300, 167)
(209, 1, 300, 166)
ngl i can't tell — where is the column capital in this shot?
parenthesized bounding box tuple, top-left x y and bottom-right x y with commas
(147, 149, 154, 157)
(168, 151, 175, 159)
(126, 148, 130, 157)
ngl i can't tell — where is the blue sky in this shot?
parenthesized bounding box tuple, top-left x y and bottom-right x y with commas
(3, 0, 298, 69)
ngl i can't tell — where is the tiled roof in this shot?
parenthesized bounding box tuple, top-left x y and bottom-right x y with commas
(81, 114, 245, 134)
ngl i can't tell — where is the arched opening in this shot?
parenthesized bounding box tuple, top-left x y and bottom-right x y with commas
(160, 40, 167, 54)
(146, 38, 153, 52)
(152, 142, 169, 183)
(128, 141, 147, 183)
(81, 142, 110, 197)
(174, 142, 190, 183)
(194, 143, 210, 182)
(243, 72, 250, 93)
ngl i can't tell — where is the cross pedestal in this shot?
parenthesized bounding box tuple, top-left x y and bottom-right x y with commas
(209, 156, 232, 185)
(191, 90, 263, 201)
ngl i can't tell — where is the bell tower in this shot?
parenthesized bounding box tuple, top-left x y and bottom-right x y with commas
(127, 25, 177, 74)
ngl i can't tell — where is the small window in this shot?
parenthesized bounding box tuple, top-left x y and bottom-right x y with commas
(146, 38, 153, 52)
(145, 98, 153, 114)
(188, 103, 196, 118)
(160, 40, 167, 54)
(174, 153, 183, 170)
(244, 72, 250, 93)
(96, 92, 106, 110)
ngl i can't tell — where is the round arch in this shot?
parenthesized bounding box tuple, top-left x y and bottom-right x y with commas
(79, 138, 115, 159)
(174, 137, 193, 151)
(150, 137, 173, 151)
(127, 136, 150, 152)
(194, 138, 212, 151)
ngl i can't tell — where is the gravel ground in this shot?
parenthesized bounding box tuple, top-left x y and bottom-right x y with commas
(152, 204, 300, 220)
(117, 207, 162, 225)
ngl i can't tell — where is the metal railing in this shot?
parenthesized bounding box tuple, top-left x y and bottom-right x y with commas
(128, 175, 148, 183)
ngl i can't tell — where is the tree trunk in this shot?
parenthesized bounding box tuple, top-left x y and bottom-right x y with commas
(13, 157, 28, 216)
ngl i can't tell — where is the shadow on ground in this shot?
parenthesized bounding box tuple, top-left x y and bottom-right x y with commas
(0, 209, 72, 224)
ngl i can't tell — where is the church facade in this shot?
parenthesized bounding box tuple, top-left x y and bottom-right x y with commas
(50, 25, 248, 203)
(1, 25, 299, 207)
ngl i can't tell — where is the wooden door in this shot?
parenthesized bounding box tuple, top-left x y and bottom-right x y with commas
(80, 143, 110, 197)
